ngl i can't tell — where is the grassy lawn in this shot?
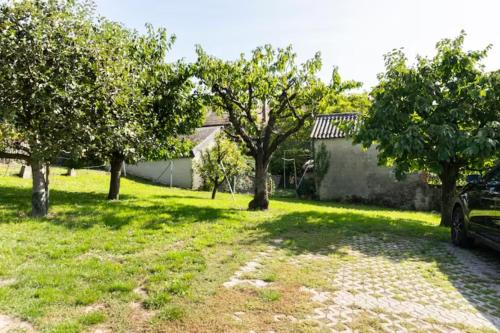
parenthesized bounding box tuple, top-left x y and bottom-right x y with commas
(0, 166, 454, 332)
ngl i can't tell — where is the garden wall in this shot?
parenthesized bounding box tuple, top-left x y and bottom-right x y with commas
(314, 138, 440, 211)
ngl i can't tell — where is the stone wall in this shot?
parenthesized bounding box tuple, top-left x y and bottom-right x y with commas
(314, 138, 439, 211)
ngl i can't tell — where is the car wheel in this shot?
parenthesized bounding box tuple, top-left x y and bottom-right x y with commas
(451, 207, 474, 248)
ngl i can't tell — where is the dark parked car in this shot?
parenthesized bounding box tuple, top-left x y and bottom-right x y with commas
(452, 164, 500, 251)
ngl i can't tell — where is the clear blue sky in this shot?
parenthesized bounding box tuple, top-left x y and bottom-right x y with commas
(94, 0, 500, 90)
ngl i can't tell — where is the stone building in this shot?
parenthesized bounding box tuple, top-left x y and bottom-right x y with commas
(311, 113, 437, 211)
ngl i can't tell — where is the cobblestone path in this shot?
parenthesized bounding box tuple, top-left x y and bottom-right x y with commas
(224, 235, 500, 333)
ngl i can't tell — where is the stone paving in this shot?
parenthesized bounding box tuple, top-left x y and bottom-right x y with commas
(223, 247, 276, 289)
(225, 235, 500, 333)
(304, 235, 500, 332)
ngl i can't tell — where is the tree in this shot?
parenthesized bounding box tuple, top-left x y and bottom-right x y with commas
(269, 72, 370, 179)
(196, 45, 339, 210)
(355, 32, 500, 226)
(90, 21, 203, 200)
(0, 0, 97, 216)
(194, 133, 249, 199)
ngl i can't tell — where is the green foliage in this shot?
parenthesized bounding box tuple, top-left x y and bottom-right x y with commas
(89, 21, 203, 164)
(314, 143, 330, 189)
(0, 0, 97, 162)
(258, 289, 281, 302)
(194, 133, 249, 198)
(296, 177, 316, 199)
(0, 0, 204, 208)
(317, 69, 371, 115)
(356, 32, 499, 177)
(195, 44, 327, 157)
(79, 311, 107, 326)
(156, 305, 185, 321)
(144, 291, 172, 310)
(195, 44, 337, 209)
(319, 91, 371, 115)
(355, 32, 500, 225)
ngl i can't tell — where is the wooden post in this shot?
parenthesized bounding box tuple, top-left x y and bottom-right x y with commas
(19, 165, 32, 179)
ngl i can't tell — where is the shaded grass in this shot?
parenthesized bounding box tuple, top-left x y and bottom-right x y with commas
(0, 166, 455, 332)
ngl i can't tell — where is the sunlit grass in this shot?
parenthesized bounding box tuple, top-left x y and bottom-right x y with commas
(0, 166, 445, 332)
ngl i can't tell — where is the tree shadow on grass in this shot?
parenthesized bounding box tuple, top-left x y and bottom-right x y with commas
(259, 209, 449, 250)
(149, 194, 213, 201)
(273, 195, 432, 213)
(138, 203, 240, 230)
(0, 184, 237, 230)
(258, 210, 500, 329)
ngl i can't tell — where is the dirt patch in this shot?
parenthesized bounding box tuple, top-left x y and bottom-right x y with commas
(133, 286, 148, 299)
(83, 303, 107, 314)
(159, 243, 314, 333)
(127, 302, 156, 333)
(84, 326, 112, 333)
(0, 314, 35, 333)
(0, 279, 15, 288)
(158, 285, 311, 333)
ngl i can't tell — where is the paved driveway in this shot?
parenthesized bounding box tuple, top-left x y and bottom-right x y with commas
(224, 236, 500, 333)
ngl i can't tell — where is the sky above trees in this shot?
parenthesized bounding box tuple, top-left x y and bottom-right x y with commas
(94, 0, 500, 90)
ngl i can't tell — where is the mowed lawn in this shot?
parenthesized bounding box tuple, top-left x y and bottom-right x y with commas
(0, 166, 467, 333)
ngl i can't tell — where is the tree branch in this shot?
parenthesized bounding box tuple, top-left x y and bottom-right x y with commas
(213, 85, 258, 155)
(262, 89, 298, 158)
(0, 151, 30, 162)
(267, 112, 313, 159)
(220, 85, 259, 133)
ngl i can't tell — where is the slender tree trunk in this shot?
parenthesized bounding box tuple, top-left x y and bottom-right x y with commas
(439, 163, 460, 227)
(45, 164, 50, 210)
(108, 152, 124, 200)
(249, 155, 269, 210)
(211, 181, 219, 199)
(31, 159, 48, 217)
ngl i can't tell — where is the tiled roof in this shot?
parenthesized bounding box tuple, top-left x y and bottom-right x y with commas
(184, 126, 222, 146)
(310, 113, 359, 139)
(202, 112, 230, 127)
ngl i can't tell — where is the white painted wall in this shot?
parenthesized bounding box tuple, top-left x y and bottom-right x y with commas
(126, 158, 194, 189)
(125, 127, 223, 190)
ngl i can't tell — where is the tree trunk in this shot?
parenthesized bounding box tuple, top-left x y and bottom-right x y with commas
(108, 153, 124, 200)
(439, 163, 460, 227)
(211, 181, 219, 199)
(31, 160, 48, 217)
(249, 155, 269, 210)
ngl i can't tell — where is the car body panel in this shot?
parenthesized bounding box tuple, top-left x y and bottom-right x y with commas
(453, 164, 500, 250)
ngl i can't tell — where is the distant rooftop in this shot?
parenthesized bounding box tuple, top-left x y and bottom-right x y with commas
(310, 113, 359, 139)
(202, 111, 230, 127)
(184, 126, 221, 146)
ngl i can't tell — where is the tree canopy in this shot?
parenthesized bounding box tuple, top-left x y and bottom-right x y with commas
(355, 32, 500, 226)
(194, 133, 249, 199)
(0, 0, 98, 216)
(0, 0, 204, 214)
(195, 45, 338, 210)
(86, 21, 203, 200)
(269, 73, 370, 180)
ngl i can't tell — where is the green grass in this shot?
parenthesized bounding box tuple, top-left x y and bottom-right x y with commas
(0, 166, 447, 332)
(258, 289, 282, 302)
